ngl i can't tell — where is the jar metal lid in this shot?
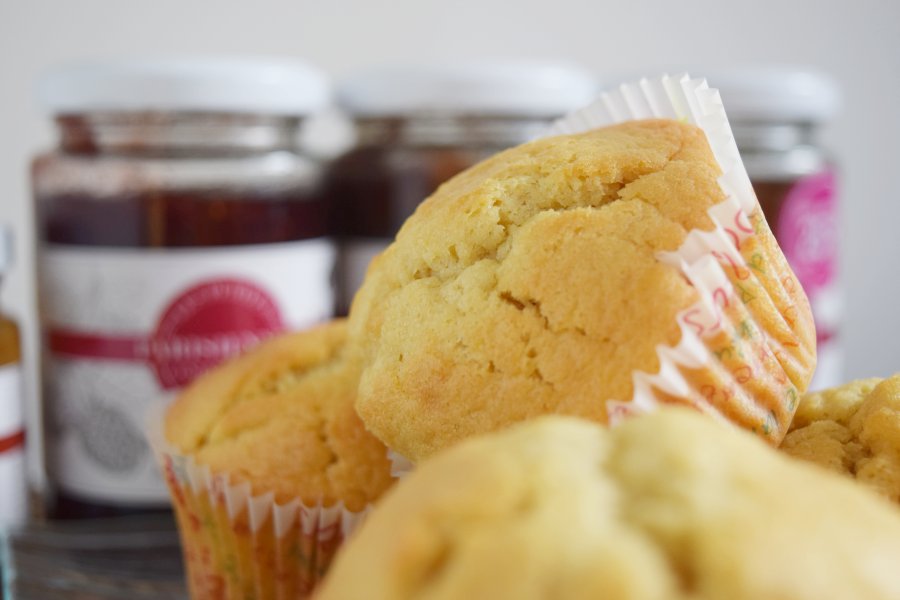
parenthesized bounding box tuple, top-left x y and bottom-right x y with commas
(337, 61, 598, 117)
(37, 58, 331, 116)
(703, 68, 840, 123)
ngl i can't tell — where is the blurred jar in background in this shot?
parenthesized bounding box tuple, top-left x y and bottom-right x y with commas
(0, 225, 26, 526)
(712, 69, 841, 390)
(327, 62, 597, 315)
(32, 59, 334, 518)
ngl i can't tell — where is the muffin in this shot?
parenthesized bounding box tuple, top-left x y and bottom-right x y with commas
(349, 114, 816, 463)
(316, 410, 900, 600)
(781, 374, 900, 502)
(156, 320, 394, 599)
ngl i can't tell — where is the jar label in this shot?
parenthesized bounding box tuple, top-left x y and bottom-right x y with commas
(779, 170, 838, 295)
(40, 240, 335, 504)
(0, 362, 26, 524)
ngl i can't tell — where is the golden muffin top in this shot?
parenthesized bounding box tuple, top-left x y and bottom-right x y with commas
(317, 410, 900, 600)
(348, 118, 815, 462)
(781, 374, 900, 503)
(165, 320, 393, 511)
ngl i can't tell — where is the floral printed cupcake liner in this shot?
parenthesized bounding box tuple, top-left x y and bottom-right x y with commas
(550, 75, 814, 444)
(147, 411, 371, 599)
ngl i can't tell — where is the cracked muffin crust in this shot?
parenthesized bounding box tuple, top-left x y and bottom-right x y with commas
(316, 410, 900, 600)
(780, 374, 900, 503)
(348, 119, 815, 462)
(164, 320, 393, 511)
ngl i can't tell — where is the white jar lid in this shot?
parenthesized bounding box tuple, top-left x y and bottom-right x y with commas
(37, 58, 331, 116)
(337, 61, 597, 117)
(702, 68, 840, 123)
(0, 225, 12, 274)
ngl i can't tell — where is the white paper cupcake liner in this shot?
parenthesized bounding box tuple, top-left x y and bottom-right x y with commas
(147, 409, 372, 599)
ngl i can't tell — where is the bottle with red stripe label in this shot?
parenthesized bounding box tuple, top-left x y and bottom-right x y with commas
(0, 225, 27, 526)
(33, 60, 335, 518)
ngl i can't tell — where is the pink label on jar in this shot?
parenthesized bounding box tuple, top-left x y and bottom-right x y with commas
(779, 170, 838, 296)
(151, 279, 285, 388)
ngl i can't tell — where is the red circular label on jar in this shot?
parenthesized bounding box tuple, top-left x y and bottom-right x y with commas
(148, 279, 285, 389)
(779, 170, 837, 295)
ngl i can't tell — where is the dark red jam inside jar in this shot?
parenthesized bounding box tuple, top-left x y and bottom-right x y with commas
(33, 96, 333, 518)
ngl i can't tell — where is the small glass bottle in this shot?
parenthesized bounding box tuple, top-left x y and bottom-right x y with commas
(32, 59, 334, 518)
(327, 62, 596, 315)
(0, 225, 26, 526)
(712, 69, 841, 390)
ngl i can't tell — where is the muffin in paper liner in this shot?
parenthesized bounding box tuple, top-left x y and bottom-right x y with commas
(149, 411, 372, 599)
(147, 321, 395, 598)
(378, 74, 816, 476)
(551, 75, 815, 442)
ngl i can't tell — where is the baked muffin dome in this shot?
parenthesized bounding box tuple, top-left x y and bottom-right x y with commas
(781, 374, 900, 503)
(165, 320, 393, 511)
(349, 119, 816, 462)
(317, 410, 900, 600)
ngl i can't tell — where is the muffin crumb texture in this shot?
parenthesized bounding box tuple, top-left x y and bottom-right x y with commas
(317, 410, 900, 600)
(781, 374, 900, 503)
(164, 321, 393, 511)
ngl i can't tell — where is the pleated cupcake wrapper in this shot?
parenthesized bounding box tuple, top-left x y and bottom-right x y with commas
(549, 74, 812, 442)
(386, 74, 814, 479)
(146, 410, 370, 599)
(386, 449, 415, 479)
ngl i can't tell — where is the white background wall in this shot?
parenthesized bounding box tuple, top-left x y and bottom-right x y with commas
(1, 0, 898, 398)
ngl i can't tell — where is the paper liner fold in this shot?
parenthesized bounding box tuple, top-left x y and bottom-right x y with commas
(386, 449, 415, 479)
(148, 411, 372, 599)
(548, 74, 814, 442)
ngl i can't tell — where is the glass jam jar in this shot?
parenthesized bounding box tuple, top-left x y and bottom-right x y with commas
(327, 62, 596, 315)
(712, 69, 841, 390)
(0, 225, 26, 526)
(32, 59, 334, 518)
